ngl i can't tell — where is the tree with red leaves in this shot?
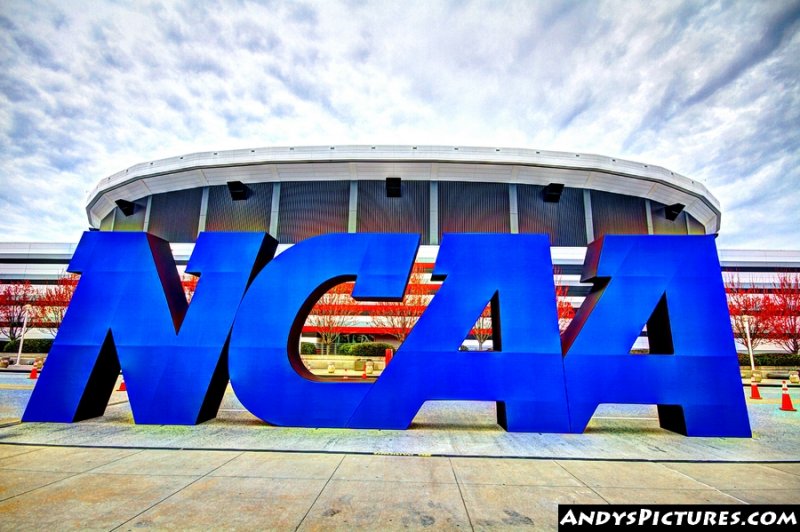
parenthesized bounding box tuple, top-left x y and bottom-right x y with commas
(35, 273, 79, 336)
(182, 274, 198, 303)
(470, 278, 575, 351)
(0, 281, 37, 342)
(307, 282, 359, 354)
(770, 272, 800, 354)
(727, 274, 775, 353)
(371, 264, 430, 344)
(554, 267, 575, 334)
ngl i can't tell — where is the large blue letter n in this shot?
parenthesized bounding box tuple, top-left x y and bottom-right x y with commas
(23, 231, 276, 425)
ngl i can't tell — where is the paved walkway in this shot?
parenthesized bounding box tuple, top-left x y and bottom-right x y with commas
(2, 382, 799, 461)
(1, 445, 799, 530)
(1, 374, 799, 529)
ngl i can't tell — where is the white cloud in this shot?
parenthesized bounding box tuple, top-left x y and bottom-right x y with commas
(0, 0, 798, 249)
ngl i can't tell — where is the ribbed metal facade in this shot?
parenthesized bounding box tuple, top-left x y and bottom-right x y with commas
(688, 215, 705, 235)
(278, 181, 349, 244)
(438, 181, 510, 241)
(518, 185, 586, 246)
(99, 211, 115, 231)
(591, 190, 648, 236)
(650, 201, 688, 235)
(97, 179, 712, 245)
(357, 180, 430, 244)
(112, 200, 147, 232)
(206, 183, 273, 233)
(148, 189, 203, 242)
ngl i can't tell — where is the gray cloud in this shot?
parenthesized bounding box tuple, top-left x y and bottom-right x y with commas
(684, 1, 800, 108)
(0, 0, 797, 250)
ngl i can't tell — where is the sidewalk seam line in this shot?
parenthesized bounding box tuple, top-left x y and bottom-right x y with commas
(294, 453, 346, 531)
(658, 463, 750, 504)
(108, 449, 245, 531)
(450, 457, 476, 531)
(0, 447, 145, 504)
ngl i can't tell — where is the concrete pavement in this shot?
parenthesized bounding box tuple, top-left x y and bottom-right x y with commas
(1, 445, 799, 530)
(2, 378, 799, 461)
(1, 373, 799, 529)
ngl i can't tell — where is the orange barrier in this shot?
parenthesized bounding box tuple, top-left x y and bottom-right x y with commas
(750, 377, 762, 400)
(779, 381, 796, 412)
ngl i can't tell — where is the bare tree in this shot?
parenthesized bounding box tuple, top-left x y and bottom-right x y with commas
(307, 282, 358, 354)
(0, 281, 37, 342)
(472, 304, 492, 351)
(371, 264, 429, 344)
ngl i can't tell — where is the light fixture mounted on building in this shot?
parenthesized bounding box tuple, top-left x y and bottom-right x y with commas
(543, 183, 564, 203)
(115, 199, 136, 216)
(227, 181, 249, 201)
(386, 177, 401, 198)
(665, 203, 685, 221)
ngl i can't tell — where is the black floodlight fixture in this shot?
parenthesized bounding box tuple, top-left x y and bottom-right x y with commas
(543, 183, 564, 203)
(115, 199, 136, 216)
(386, 177, 402, 198)
(227, 180, 249, 201)
(665, 203, 685, 221)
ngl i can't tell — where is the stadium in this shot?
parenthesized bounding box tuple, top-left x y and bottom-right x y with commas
(1, 145, 799, 361)
(86, 144, 715, 244)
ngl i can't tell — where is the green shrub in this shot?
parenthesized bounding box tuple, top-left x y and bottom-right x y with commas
(336, 343, 354, 355)
(350, 342, 395, 358)
(2, 339, 54, 354)
(300, 343, 317, 355)
(738, 353, 800, 368)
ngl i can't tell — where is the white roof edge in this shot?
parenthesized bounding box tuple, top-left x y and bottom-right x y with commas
(86, 144, 722, 232)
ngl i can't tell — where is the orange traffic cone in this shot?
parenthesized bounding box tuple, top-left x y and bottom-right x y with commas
(117, 380, 127, 392)
(29, 366, 38, 379)
(779, 381, 796, 412)
(750, 377, 762, 400)
(362, 370, 367, 379)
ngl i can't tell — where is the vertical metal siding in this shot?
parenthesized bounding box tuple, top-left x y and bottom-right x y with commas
(438, 181, 510, 241)
(357, 180, 430, 244)
(517, 185, 586, 246)
(278, 181, 349, 244)
(650, 201, 688, 235)
(112, 200, 147, 232)
(148, 189, 203, 242)
(687, 214, 706, 235)
(590, 190, 648, 236)
(205, 183, 272, 232)
(99, 211, 115, 231)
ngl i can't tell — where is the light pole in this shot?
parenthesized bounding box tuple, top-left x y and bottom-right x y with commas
(16, 304, 33, 366)
(744, 314, 756, 372)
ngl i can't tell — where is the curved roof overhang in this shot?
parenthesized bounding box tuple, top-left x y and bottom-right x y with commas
(86, 145, 722, 234)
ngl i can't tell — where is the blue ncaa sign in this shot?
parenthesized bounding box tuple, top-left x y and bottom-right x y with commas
(22, 232, 751, 437)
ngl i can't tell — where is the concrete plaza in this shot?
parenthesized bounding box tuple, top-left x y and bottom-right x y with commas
(1, 372, 799, 529)
(1, 445, 799, 530)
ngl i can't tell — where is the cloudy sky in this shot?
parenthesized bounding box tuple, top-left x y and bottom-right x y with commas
(1, 0, 798, 249)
